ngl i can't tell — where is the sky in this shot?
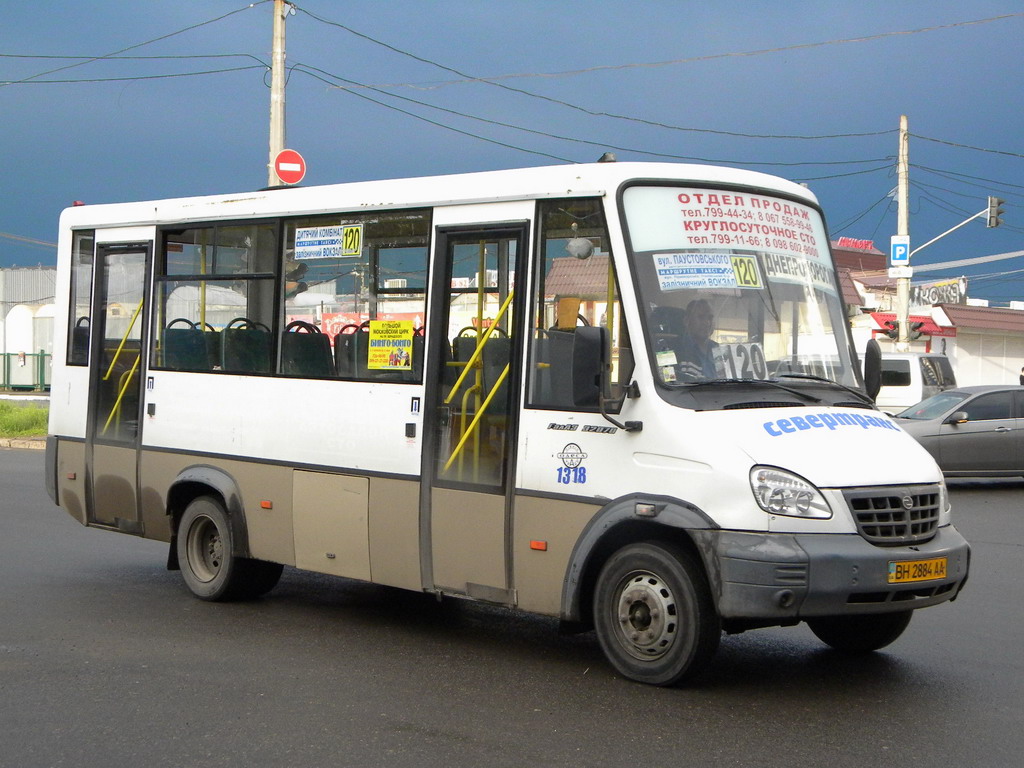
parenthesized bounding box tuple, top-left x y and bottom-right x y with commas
(2, 1, 1023, 303)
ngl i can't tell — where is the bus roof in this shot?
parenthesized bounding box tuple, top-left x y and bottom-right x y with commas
(59, 161, 819, 230)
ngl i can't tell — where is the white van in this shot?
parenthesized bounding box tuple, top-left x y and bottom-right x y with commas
(875, 353, 957, 413)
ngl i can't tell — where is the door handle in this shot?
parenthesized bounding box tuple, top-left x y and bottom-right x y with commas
(994, 426, 1012, 432)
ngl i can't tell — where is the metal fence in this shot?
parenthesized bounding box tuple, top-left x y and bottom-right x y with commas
(1, 351, 51, 391)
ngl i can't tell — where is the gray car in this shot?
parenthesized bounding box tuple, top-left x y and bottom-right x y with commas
(895, 385, 1024, 477)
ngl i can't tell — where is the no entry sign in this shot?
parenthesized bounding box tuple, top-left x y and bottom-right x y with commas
(274, 149, 306, 185)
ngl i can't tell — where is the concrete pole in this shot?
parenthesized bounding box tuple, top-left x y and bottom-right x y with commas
(895, 114, 911, 351)
(267, 0, 288, 187)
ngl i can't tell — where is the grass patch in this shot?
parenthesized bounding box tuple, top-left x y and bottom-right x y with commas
(0, 402, 49, 438)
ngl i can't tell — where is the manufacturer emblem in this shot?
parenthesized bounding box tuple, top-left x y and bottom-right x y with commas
(902, 495, 915, 510)
(557, 443, 588, 468)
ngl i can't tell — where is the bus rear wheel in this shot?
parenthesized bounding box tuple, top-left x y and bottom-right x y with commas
(807, 611, 913, 652)
(177, 496, 283, 601)
(593, 541, 720, 686)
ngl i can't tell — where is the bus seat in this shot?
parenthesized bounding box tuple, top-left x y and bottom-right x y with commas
(353, 327, 402, 381)
(70, 317, 90, 365)
(534, 329, 576, 408)
(449, 332, 510, 409)
(333, 324, 362, 378)
(282, 322, 335, 377)
(163, 320, 211, 371)
(221, 318, 272, 373)
(201, 324, 221, 369)
(453, 333, 478, 366)
(386, 331, 426, 383)
(482, 336, 511, 413)
(405, 333, 425, 382)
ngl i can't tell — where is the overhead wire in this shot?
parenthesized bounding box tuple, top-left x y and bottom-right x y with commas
(292, 66, 575, 164)
(348, 13, 1024, 92)
(7, 65, 266, 85)
(914, 187, 973, 219)
(912, 177, 992, 203)
(790, 164, 894, 182)
(0, 231, 57, 249)
(911, 179, 1024, 236)
(0, 0, 271, 87)
(294, 5, 902, 142)
(830, 193, 894, 235)
(3, 3, 1022, 282)
(292, 62, 891, 168)
(963, 266, 1024, 284)
(867, 197, 896, 242)
(0, 52, 264, 63)
(912, 133, 1024, 160)
(6, 5, 1020, 174)
(912, 164, 1024, 196)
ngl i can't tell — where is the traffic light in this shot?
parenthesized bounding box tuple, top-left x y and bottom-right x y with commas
(909, 321, 925, 340)
(987, 196, 1005, 228)
(883, 320, 899, 339)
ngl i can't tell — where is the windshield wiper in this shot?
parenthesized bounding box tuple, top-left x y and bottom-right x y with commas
(683, 378, 823, 403)
(774, 373, 874, 404)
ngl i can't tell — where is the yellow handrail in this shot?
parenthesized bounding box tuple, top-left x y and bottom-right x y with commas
(445, 290, 514, 405)
(444, 364, 510, 472)
(103, 299, 144, 381)
(457, 382, 482, 479)
(101, 354, 141, 435)
(440, 241, 515, 478)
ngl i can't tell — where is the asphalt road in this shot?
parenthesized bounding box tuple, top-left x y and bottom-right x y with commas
(2, 447, 1021, 767)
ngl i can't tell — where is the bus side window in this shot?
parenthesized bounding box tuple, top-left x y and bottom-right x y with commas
(67, 230, 94, 366)
(153, 223, 277, 375)
(528, 197, 632, 410)
(281, 211, 430, 383)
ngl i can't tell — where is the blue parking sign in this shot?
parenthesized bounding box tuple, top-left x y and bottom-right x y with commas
(890, 235, 910, 266)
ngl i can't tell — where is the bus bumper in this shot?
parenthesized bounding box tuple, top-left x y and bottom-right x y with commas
(703, 525, 971, 621)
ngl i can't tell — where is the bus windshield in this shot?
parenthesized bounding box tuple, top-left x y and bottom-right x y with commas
(622, 184, 858, 391)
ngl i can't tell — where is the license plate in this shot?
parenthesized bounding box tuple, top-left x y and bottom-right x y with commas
(888, 557, 947, 584)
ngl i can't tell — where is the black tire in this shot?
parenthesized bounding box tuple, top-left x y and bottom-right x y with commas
(593, 541, 720, 686)
(177, 496, 283, 601)
(807, 611, 913, 652)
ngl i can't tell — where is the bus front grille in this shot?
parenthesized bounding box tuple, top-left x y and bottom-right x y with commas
(843, 485, 941, 546)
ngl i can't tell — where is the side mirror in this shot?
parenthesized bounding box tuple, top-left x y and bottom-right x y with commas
(944, 411, 969, 425)
(571, 325, 643, 432)
(571, 326, 606, 407)
(863, 338, 882, 401)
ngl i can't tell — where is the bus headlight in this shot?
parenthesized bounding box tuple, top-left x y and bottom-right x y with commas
(750, 466, 832, 519)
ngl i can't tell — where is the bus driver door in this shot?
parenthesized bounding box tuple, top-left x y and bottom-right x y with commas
(85, 241, 150, 532)
(423, 225, 525, 605)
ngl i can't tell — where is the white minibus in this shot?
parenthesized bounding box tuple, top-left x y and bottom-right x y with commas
(45, 161, 969, 685)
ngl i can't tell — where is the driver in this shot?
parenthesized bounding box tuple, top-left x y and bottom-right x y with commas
(674, 298, 722, 381)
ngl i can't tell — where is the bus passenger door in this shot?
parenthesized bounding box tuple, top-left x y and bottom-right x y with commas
(85, 242, 150, 531)
(423, 226, 525, 603)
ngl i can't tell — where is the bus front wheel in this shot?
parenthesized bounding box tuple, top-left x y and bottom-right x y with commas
(177, 496, 283, 601)
(593, 541, 720, 686)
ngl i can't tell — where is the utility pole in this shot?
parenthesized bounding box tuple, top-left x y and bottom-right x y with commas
(888, 115, 1004, 346)
(267, 0, 292, 187)
(894, 114, 911, 351)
